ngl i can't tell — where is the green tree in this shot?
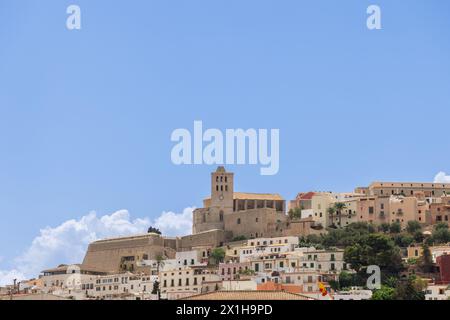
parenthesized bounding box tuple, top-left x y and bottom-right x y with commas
(413, 230, 424, 243)
(155, 254, 165, 273)
(232, 235, 247, 242)
(334, 202, 347, 228)
(344, 243, 365, 271)
(320, 222, 375, 248)
(238, 269, 255, 276)
(435, 222, 449, 231)
(419, 243, 434, 273)
(394, 276, 425, 300)
(327, 207, 336, 228)
(151, 281, 160, 299)
(288, 207, 302, 220)
(431, 223, 450, 244)
(389, 222, 401, 234)
(148, 226, 162, 235)
(406, 221, 422, 234)
(337, 270, 364, 289)
(372, 285, 396, 300)
(210, 248, 226, 265)
(378, 223, 390, 233)
(344, 233, 403, 274)
(393, 234, 414, 247)
(305, 234, 323, 245)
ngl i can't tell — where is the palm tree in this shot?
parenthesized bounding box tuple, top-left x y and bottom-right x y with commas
(155, 254, 165, 273)
(327, 207, 336, 228)
(210, 248, 226, 265)
(333, 202, 347, 227)
(154, 254, 165, 300)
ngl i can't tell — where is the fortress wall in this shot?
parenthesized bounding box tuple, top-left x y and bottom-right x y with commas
(81, 234, 172, 273)
(180, 229, 229, 250)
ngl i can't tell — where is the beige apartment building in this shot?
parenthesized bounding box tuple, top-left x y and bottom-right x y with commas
(429, 196, 450, 226)
(294, 189, 421, 229)
(281, 270, 323, 293)
(364, 182, 450, 197)
(299, 249, 346, 273)
(84, 273, 156, 300)
(387, 196, 418, 227)
(40, 264, 105, 295)
(159, 266, 220, 300)
(407, 244, 450, 263)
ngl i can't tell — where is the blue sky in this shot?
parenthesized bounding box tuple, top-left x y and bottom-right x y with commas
(1, 0, 450, 280)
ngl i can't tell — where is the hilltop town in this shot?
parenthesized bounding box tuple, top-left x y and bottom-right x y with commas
(2, 167, 450, 300)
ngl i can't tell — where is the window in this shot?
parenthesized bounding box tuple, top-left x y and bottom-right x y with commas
(237, 218, 241, 224)
(369, 207, 374, 214)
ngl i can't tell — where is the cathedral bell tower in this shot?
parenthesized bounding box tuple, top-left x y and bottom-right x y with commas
(211, 166, 234, 215)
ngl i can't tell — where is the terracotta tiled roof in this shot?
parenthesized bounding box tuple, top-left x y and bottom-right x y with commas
(180, 290, 314, 300)
(297, 192, 315, 200)
(257, 281, 303, 294)
(233, 192, 284, 201)
(204, 193, 284, 202)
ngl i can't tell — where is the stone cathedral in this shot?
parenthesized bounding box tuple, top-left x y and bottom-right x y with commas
(192, 167, 314, 240)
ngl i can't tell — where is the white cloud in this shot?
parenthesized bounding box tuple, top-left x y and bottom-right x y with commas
(434, 171, 450, 183)
(0, 270, 26, 286)
(152, 207, 194, 237)
(0, 207, 194, 286)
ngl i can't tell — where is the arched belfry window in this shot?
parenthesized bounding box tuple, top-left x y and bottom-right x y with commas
(219, 211, 224, 222)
